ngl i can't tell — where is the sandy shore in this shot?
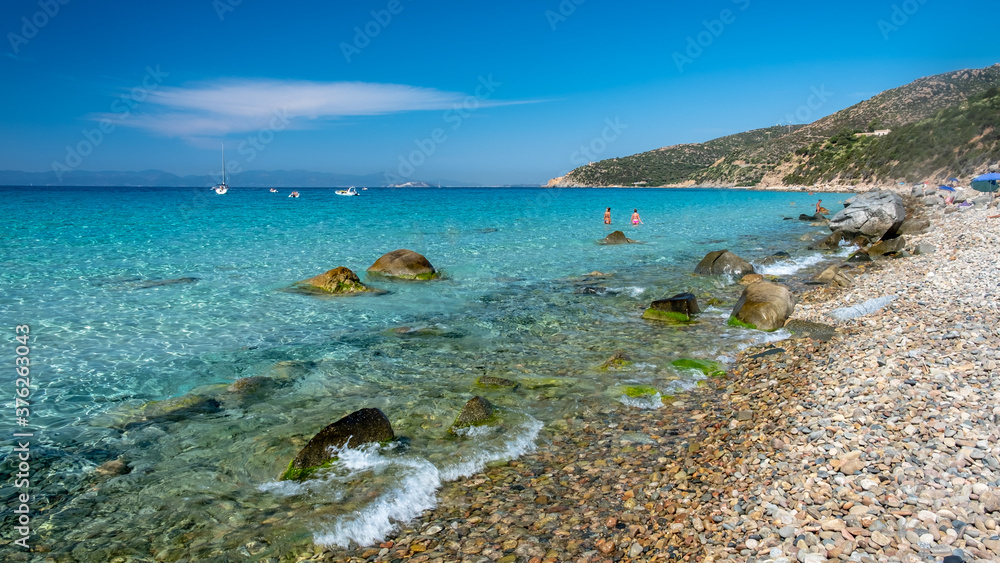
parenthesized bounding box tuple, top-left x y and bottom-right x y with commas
(299, 201, 999, 563)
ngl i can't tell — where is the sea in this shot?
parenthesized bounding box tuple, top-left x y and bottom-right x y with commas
(0, 186, 851, 560)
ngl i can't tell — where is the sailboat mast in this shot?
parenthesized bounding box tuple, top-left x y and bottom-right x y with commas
(221, 143, 227, 185)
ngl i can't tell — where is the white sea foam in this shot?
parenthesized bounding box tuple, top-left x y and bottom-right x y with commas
(754, 252, 826, 277)
(312, 456, 442, 548)
(619, 392, 663, 410)
(260, 443, 444, 549)
(439, 415, 543, 481)
(735, 328, 791, 350)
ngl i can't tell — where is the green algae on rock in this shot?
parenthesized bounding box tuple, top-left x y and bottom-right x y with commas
(624, 385, 658, 398)
(281, 408, 395, 481)
(642, 308, 692, 323)
(288, 266, 378, 295)
(599, 350, 633, 370)
(449, 396, 498, 434)
(475, 376, 520, 389)
(671, 358, 726, 378)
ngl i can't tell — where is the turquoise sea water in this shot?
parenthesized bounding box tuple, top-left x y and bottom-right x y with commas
(0, 186, 849, 559)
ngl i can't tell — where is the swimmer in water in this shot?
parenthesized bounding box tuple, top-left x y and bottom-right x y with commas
(631, 209, 642, 225)
(604, 207, 611, 224)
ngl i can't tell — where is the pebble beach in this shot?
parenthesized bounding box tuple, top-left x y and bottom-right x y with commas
(302, 200, 1000, 563)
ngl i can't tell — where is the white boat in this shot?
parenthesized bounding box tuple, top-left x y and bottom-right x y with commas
(212, 144, 228, 194)
(269, 188, 277, 193)
(288, 191, 300, 198)
(335, 186, 359, 196)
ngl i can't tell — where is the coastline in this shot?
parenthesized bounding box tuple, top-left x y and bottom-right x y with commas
(304, 201, 1000, 562)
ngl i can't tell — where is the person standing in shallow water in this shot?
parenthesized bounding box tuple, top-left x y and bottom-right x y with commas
(631, 209, 643, 225)
(604, 207, 611, 224)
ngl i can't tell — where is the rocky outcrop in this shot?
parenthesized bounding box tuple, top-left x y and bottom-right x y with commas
(450, 396, 496, 433)
(475, 376, 519, 389)
(809, 231, 847, 251)
(694, 250, 755, 276)
(729, 281, 795, 331)
(290, 266, 376, 295)
(281, 408, 395, 480)
(601, 231, 637, 245)
(367, 249, 438, 280)
(828, 190, 905, 243)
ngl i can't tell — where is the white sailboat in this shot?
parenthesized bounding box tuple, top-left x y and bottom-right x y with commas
(212, 144, 229, 195)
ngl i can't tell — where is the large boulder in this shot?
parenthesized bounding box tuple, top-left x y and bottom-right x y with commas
(809, 231, 846, 251)
(291, 266, 376, 295)
(729, 281, 795, 331)
(828, 190, 905, 243)
(601, 231, 636, 245)
(367, 249, 438, 280)
(694, 250, 755, 276)
(281, 408, 395, 480)
(897, 217, 931, 235)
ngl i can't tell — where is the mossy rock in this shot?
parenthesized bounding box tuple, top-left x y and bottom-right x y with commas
(642, 309, 691, 323)
(282, 408, 395, 481)
(727, 316, 758, 330)
(450, 396, 498, 433)
(624, 385, 658, 398)
(475, 376, 519, 390)
(280, 458, 336, 481)
(660, 395, 676, 405)
(289, 266, 378, 295)
(366, 249, 438, 280)
(671, 358, 726, 378)
(600, 350, 633, 370)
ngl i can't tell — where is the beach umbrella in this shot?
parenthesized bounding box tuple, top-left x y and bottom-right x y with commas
(971, 173, 1000, 193)
(938, 185, 956, 192)
(948, 178, 959, 182)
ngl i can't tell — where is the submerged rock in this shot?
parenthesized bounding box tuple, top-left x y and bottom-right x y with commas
(756, 251, 792, 266)
(694, 250, 754, 276)
(282, 408, 395, 481)
(450, 396, 496, 433)
(135, 277, 199, 289)
(729, 281, 795, 331)
(671, 358, 726, 377)
(367, 249, 438, 280)
(601, 231, 636, 245)
(290, 266, 377, 295)
(600, 350, 633, 370)
(475, 376, 519, 389)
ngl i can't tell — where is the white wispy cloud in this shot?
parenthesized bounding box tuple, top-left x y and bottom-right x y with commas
(97, 78, 531, 138)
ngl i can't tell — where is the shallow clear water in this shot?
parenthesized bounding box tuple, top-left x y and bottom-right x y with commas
(0, 186, 848, 559)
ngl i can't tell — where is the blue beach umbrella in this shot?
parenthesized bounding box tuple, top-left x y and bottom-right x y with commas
(972, 173, 1000, 193)
(938, 185, 955, 191)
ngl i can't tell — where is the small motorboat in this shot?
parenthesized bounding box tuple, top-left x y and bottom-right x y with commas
(335, 186, 359, 196)
(288, 191, 300, 198)
(269, 188, 277, 193)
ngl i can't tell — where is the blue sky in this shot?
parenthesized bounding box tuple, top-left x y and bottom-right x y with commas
(2, 0, 998, 185)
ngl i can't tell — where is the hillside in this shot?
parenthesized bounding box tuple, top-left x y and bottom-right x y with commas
(782, 87, 1000, 185)
(552, 125, 803, 187)
(553, 64, 1000, 187)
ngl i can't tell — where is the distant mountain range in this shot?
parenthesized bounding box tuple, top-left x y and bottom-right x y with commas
(0, 169, 498, 188)
(550, 63, 1000, 187)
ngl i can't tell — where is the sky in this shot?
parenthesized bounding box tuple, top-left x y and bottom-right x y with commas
(2, 0, 999, 186)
